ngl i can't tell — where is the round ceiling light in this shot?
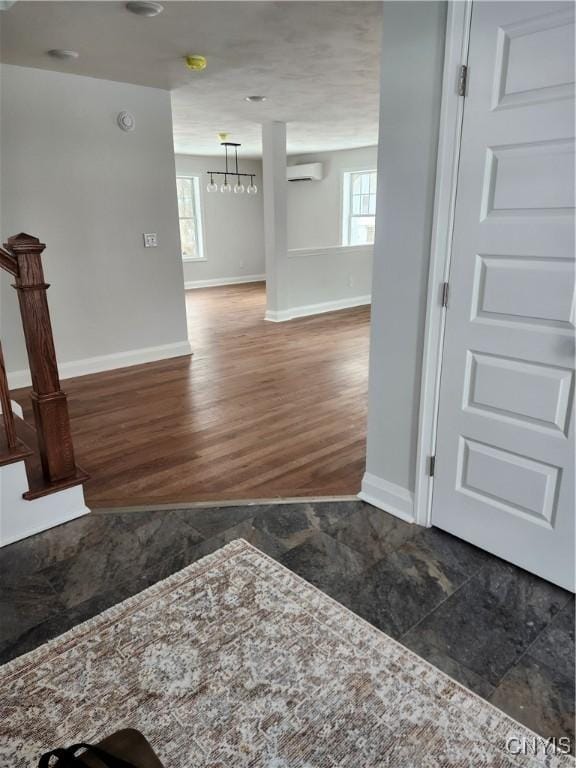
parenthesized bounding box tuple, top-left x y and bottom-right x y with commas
(47, 49, 80, 60)
(126, 2, 164, 17)
(245, 95, 267, 103)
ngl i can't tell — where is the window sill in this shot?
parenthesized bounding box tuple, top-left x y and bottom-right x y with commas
(182, 256, 208, 263)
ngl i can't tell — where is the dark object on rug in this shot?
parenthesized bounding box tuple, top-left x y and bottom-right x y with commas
(38, 729, 165, 768)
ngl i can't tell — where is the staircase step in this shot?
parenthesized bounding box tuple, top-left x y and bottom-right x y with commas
(0, 436, 34, 467)
(4, 412, 89, 501)
(0, 403, 34, 466)
(23, 467, 90, 500)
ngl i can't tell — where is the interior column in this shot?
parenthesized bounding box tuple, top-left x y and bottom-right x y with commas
(261, 121, 289, 320)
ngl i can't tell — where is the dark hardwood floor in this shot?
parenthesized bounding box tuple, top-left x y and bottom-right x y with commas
(13, 283, 370, 507)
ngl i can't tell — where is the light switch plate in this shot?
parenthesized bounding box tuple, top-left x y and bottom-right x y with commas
(143, 233, 158, 248)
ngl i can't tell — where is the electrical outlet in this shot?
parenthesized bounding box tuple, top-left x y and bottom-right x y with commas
(348, 275, 354, 288)
(239, 259, 245, 268)
(143, 233, 158, 248)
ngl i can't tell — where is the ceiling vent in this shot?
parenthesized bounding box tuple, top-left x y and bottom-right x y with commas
(286, 163, 323, 182)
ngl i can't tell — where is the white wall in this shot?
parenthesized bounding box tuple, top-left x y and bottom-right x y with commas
(361, 1, 447, 519)
(175, 154, 265, 287)
(0, 65, 190, 385)
(268, 145, 377, 320)
(287, 145, 378, 250)
(277, 245, 372, 320)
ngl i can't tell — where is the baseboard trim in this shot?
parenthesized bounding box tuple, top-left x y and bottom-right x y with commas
(184, 274, 265, 290)
(265, 294, 371, 323)
(358, 472, 416, 524)
(264, 310, 288, 323)
(7, 340, 193, 389)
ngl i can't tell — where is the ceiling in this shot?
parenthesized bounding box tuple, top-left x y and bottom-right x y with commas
(0, 1, 382, 157)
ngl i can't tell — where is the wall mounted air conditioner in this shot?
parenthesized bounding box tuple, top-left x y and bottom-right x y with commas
(286, 163, 323, 182)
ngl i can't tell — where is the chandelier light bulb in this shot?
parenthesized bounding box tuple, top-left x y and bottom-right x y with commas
(234, 182, 245, 194)
(207, 176, 217, 192)
(221, 179, 232, 193)
(247, 182, 258, 195)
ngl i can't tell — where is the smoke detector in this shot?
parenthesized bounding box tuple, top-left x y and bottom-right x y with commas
(185, 55, 207, 71)
(47, 49, 79, 60)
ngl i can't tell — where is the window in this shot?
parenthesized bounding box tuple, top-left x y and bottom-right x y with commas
(342, 170, 377, 246)
(176, 176, 205, 260)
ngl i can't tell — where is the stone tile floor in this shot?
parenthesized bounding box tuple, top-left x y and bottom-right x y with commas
(1, 500, 574, 749)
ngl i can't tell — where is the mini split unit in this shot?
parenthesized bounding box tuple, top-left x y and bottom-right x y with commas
(286, 163, 323, 182)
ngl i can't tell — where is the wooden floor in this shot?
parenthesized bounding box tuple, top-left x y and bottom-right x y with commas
(14, 283, 370, 507)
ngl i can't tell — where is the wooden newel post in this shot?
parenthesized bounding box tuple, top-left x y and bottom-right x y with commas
(6, 232, 77, 483)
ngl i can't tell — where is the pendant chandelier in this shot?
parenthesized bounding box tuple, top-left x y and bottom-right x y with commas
(206, 140, 257, 195)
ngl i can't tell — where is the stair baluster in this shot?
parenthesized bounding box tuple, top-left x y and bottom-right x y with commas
(0, 340, 17, 450)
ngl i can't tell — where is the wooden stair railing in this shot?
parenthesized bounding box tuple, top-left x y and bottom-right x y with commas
(0, 340, 18, 451)
(0, 232, 88, 498)
(0, 338, 33, 465)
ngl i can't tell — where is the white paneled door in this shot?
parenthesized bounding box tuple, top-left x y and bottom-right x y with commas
(432, 2, 575, 590)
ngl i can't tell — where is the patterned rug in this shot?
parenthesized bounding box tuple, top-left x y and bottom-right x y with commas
(0, 539, 573, 767)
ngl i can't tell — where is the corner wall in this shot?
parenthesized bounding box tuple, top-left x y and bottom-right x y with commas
(175, 154, 265, 288)
(1, 65, 190, 386)
(361, 1, 447, 519)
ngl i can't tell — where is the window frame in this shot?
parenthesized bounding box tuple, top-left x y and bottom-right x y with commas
(341, 169, 377, 247)
(176, 175, 206, 262)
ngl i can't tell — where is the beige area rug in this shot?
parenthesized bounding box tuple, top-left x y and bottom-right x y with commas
(0, 539, 573, 768)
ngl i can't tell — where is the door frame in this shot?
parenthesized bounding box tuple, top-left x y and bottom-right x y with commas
(413, 0, 474, 526)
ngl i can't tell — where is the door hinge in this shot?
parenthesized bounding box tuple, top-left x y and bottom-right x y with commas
(458, 64, 468, 97)
(428, 456, 436, 477)
(441, 282, 449, 308)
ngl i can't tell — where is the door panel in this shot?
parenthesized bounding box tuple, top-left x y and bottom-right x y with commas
(432, 1, 575, 590)
(492, 6, 575, 108)
(473, 255, 574, 328)
(464, 351, 573, 434)
(484, 139, 574, 214)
